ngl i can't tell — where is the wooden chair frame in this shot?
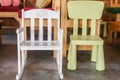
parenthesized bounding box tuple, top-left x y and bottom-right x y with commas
(110, 0, 120, 7)
(107, 0, 120, 43)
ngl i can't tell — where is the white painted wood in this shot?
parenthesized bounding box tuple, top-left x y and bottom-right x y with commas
(30, 18, 35, 41)
(16, 9, 63, 79)
(39, 18, 43, 41)
(48, 18, 52, 41)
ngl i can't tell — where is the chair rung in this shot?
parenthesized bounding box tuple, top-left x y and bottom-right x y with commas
(20, 41, 61, 50)
(20, 46, 60, 50)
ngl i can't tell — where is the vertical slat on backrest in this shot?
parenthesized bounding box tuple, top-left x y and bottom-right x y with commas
(82, 19, 87, 36)
(39, 18, 43, 41)
(90, 19, 96, 36)
(57, 14, 60, 40)
(22, 9, 24, 41)
(48, 18, 52, 41)
(22, 9, 24, 28)
(30, 18, 35, 41)
(73, 19, 78, 35)
(115, 0, 118, 4)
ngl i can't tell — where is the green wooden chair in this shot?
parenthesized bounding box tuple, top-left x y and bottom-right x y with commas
(67, 1, 105, 71)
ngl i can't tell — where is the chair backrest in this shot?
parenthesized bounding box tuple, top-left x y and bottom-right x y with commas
(110, 0, 120, 7)
(67, 1, 104, 36)
(22, 9, 60, 41)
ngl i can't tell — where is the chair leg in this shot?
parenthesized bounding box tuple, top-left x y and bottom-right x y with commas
(57, 50, 63, 79)
(25, 50, 27, 60)
(100, 21, 107, 37)
(16, 50, 26, 80)
(107, 25, 113, 44)
(67, 42, 72, 61)
(67, 43, 77, 70)
(24, 50, 27, 65)
(91, 45, 97, 62)
(56, 50, 59, 66)
(96, 45, 105, 71)
(16, 49, 22, 80)
(59, 49, 63, 79)
(22, 50, 27, 67)
(18, 50, 21, 71)
(113, 31, 117, 39)
(103, 22, 107, 37)
(22, 50, 25, 67)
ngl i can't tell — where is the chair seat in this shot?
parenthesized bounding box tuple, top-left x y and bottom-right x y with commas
(20, 41, 61, 50)
(70, 35, 103, 45)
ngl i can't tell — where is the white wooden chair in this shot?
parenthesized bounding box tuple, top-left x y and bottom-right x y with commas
(16, 9, 63, 80)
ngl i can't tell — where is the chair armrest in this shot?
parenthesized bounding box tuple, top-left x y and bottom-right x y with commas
(16, 27, 24, 34)
(16, 27, 24, 46)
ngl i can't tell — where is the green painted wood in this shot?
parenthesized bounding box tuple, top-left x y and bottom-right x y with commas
(67, 1, 105, 71)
